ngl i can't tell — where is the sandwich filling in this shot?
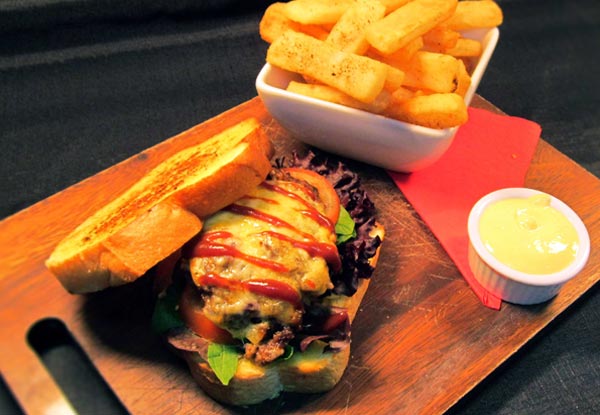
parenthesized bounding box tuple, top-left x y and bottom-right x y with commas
(154, 152, 382, 381)
(184, 170, 340, 362)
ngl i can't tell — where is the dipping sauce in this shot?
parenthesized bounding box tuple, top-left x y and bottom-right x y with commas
(479, 194, 579, 274)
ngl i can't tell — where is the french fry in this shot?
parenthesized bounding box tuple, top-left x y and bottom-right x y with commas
(260, 3, 332, 43)
(390, 86, 417, 104)
(366, 0, 458, 55)
(287, 81, 392, 114)
(454, 59, 472, 97)
(260, 0, 503, 129)
(446, 1, 503, 31)
(422, 25, 460, 52)
(354, 50, 407, 90)
(298, 24, 331, 41)
(368, 36, 424, 67)
(385, 93, 468, 129)
(260, 3, 301, 44)
(326, 0, 386, 55)
(377, 0, 413, 14)
(283, 0, 355, 25)
(399, 51, 460, 93)
(443, 37, 482, 57)
(267, 30, 388, 103)
(384, 65, 406, 91)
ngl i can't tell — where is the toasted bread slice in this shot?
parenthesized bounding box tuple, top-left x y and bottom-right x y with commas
(179, 224, 384, 406)
(46, 118, 273, 293)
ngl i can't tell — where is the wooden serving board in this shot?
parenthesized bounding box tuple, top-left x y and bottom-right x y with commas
(1, 96, 599, 415)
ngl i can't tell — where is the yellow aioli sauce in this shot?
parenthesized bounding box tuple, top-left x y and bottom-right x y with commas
(479, 194, 579, 274)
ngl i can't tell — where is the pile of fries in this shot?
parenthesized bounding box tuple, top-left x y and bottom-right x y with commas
(260, 0, 503, 129)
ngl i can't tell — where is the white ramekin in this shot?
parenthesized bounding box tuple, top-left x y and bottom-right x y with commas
(467, 188, 590, 305)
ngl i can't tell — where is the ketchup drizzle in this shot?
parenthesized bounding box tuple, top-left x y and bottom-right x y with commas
(191, 242, 289, 273)
(261, 181, 315, 206)
(197, 273, 302, 309)
(261, 182, 335, 231)
(260, 231, 342, 273)
(225, 204, 314, 240)
(299, 208, 334, 231)
(187, 179, 343, 294)
(238, 195, 280, 205)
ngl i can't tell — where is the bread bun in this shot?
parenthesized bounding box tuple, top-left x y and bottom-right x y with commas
(46, 118, 272, 293)
(174, 224, 384, 406)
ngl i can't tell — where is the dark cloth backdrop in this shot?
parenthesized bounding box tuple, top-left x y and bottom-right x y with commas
(1, 1, 599, 414)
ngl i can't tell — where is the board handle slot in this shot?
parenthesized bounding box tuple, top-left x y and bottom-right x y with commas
(27, 318, 129, 415)
(0, 373, 25, 414)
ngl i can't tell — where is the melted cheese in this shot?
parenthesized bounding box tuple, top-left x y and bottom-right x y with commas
(190, 177, 338, 335)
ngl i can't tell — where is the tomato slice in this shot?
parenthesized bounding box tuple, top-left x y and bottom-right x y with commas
(179, 283, 234, 344)
(321, 308, 349, 333)
(282, 167, 341, 225)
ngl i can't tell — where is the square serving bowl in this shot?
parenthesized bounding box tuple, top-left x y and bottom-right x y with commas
(256, 28, 499, 172)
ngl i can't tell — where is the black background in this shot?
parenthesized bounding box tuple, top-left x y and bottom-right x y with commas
(1, 1, 599, 414)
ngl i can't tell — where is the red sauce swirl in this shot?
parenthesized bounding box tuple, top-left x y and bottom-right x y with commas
(260, 230, 341, 273)
(191, 240, 289, 273)
(186, 178, 342, 303)
(197, 273, 302, 309)
(225, 204, 314, 240)
(261, 182, 335, 231)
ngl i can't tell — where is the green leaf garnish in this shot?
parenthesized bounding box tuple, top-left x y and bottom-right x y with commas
(151, 285, 184, 334)
(207, 343, 240, 385)
(335, 205, 356, 244)
(282, 345, 294, 360)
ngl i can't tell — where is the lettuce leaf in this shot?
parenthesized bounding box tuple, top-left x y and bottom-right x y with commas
(151, 284, 184, 334)
(154, 283, 240, 385)
(207, 343, 240, 385)
(335, 205, 357, 244)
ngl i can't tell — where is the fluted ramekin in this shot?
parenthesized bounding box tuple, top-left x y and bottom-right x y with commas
(467, 188, 590, 305)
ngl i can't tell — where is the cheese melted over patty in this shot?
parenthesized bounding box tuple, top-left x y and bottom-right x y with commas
(188, 177, 339, 342)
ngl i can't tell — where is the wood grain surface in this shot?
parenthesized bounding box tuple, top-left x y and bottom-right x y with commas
(1, 96, 599, 415)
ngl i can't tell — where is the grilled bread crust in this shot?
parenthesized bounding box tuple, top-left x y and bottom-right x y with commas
(179, 224, 384, 406)
(46, 118, 273, 293)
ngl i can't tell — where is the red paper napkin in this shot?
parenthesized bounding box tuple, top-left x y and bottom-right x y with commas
(388, 107, 542, 309)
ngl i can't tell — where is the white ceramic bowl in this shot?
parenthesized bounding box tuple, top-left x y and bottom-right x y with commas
(256, 28, 499, 172)
(467, 188, 590, 305)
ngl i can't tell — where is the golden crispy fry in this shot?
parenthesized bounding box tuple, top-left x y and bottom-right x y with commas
(446, 1, 503, 31)
(454, 59, 472, 97)
(326, 0, 386, 55)
(368, 36, 424, 67)
(283, 0, 355, 25)
(267, 30, 388, 103)
(342, 48, 407, 91)
(399, 51, 460, 93)
(377, 0, 413, 14)
(260, 3, 332, 43)
(260, 0, 503, 129)
(366, 0, 458, 55)
(260, 3, 300, 44)
(298, 24, 331, 41)
(384, 65, 406, 91)
(390, 86, 416, 104)
(422, 25, 460, 52)
(385, 92, 468, 129)
(287, 81, 392, 113)
(444, 37, 482, 57)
